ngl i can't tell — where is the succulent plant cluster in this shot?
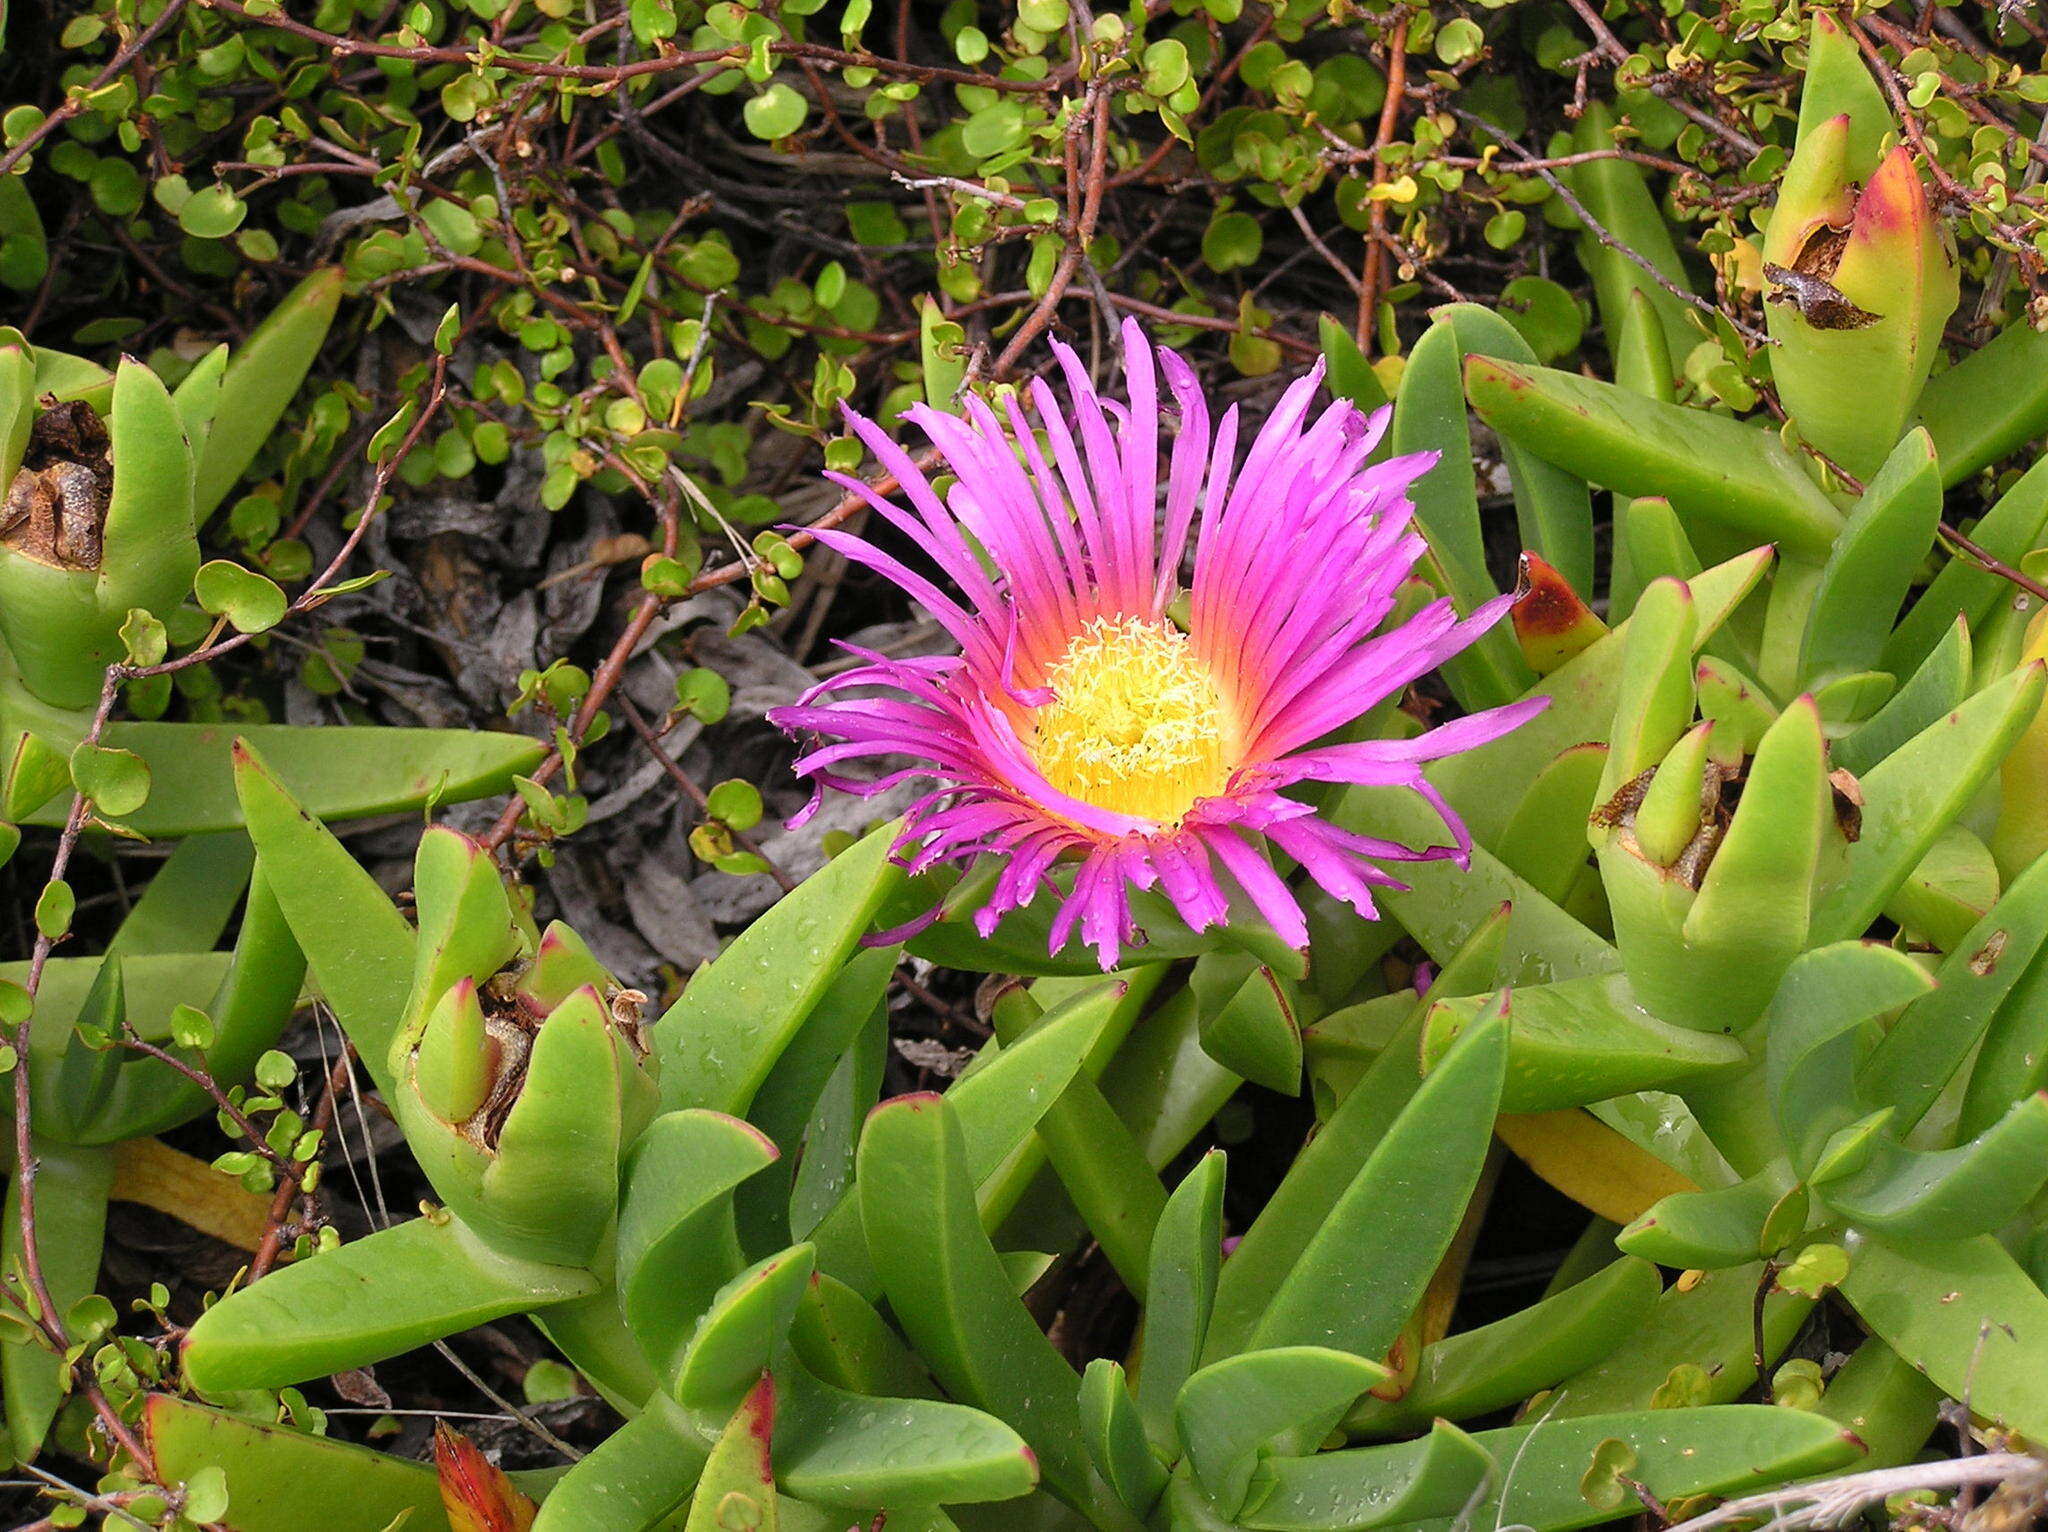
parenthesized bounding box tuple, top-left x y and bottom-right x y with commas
(16, 7, 2048, 1532)
(0, 275, 540, 1471)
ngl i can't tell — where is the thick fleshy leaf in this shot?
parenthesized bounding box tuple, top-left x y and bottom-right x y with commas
(436, 1421, 539, 1532)
(1135, 1151, 1224, 1450)
(656, 821, 902, 1115)
(1432, 303, 1595, 594)
(1766, 942, 1932, 1179)
(1813, 662, 2047, 942)
(231, 739, 416, 1092)
(1248, 1009, 1505, 1362)
(1192, 953, 1301, 1095)
(1345, 1257, 1661, 1436)
(1177, 1347, 1390, 1513)
(1800, 430, 1942, 685)
(1619, 1167, 1799, 1270)
(1389, 316, 1537, 710)
(1917, 313, 2048, 484)
(529, 1392, 708, 1532)
(27, 722, 549, 837)
(674, 1245, 815, 1420)
(1862, 850, 2048, 1129)
(182, 1216, 598, 1393)
(617, 1110, 778, 1376)
(1562, 101, 1699, 363)
(1549, 1262, 1813, 1414)
(191, 267, 342, 520)
(1886, 454, 2048, 674)
(1837, 615, 1971, 776)
(1425, 972, 1745, 1112)
(1844, 1233, 2048, 1439)
(146, 1396, 451, 1532)
(1510, 555, 1607, 677)
(857, 1094, 1087, 1502)
(1819, 1097, 2048, 1240)
(774, 1361, 1038, 1506)
(1465, 358, 1842, 558)
(1240, 1418, 1494, 1532)
(685, 1375, 777, 1532)
(1079, 1360, 1168, 1519)
(810, 978, 1129, 1297)
(1244, 1407, 1858, 1532)
(1765, 149, 1958, 482)
(84, 864, 306, 1144)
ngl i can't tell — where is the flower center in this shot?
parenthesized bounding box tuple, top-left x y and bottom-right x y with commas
(1028, 616, 1234, 824)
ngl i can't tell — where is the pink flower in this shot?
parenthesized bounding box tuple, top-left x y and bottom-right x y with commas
(770, 321, 1545, 969)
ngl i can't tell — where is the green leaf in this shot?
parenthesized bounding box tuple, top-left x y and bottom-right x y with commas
(1466, 357, 1842, 559)
(145, 1396, 446, 1532)
(1917, 313, 2048, 484)
(1194, 955, 1301, 1093)
(1843, 1234, 2048, 1439)
(1248, 1007, 1506, 1361)
(1836, 615, 1971, 776)
(1202, 210, 1263, 272)
(1561, 101, 1699, 363)
(1619, 1169, 1797, 1271)
(1886, 454, 2048, 674)
(1500, 276, 1585, 363)
(1389, 318, 1536, 710)
(1424, 972, 1746, 1111)
(177, 183, 247, 239)
(1819, 1097, 2048, 1240)
(183, 1215, 598, 1393)
(230, 741, 417, 1094)
(1861, 849, 2048, 1129)
(1242, 1417, 1493, 1532)
(54, 720, 546, 838)
(194, 559, 287, 633)
(1135, 1151, 1224, 1449)
(1178, 1347, 1390, 1513)
(617, 1109, 778, 1377)
(190, 267, 341, 521)
(655, 820, 902, 1115)
(1345, 1257, 1663, 1435)
(1799, 429, 1942, 686)
(1430, 303, 1595, 594)
(68, 742, 150, 818)
(32, 880, 71, 940)
(743, 82, 808, 139)
(1079, 1361, 1167, 1519)
(1766, 941, 1933, 1178)
(685, 1377, 777, 1532)
(1245, 1407, 1858, 1532)
(1813, 662, 2048, 942)
(856, 1094, 1088, 1503)
(4, 1140, 111, 1461)
(774, 1361, 1038, 1506)
(674, 1245, 814, 1420)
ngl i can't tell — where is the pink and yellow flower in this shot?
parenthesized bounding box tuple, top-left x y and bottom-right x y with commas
(770, 321, 1544, 968)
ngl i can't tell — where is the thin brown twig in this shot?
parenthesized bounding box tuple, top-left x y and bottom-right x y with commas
(1357, 15, 1410, 348)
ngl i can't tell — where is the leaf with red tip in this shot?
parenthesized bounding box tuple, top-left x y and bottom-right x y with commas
(435, 1423, 538, 1532)
(1510, 552, 1607, 675)
(685, 1375, 778, 1532)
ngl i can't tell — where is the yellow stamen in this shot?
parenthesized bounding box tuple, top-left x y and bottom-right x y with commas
(1028, 616, 1235, 824)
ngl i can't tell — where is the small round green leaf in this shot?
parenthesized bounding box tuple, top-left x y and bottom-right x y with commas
(744, 83, 808, 141)
(194, 560, 289, 634)
(69, 742, 151, 818)
(178, 184, 248, 239)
